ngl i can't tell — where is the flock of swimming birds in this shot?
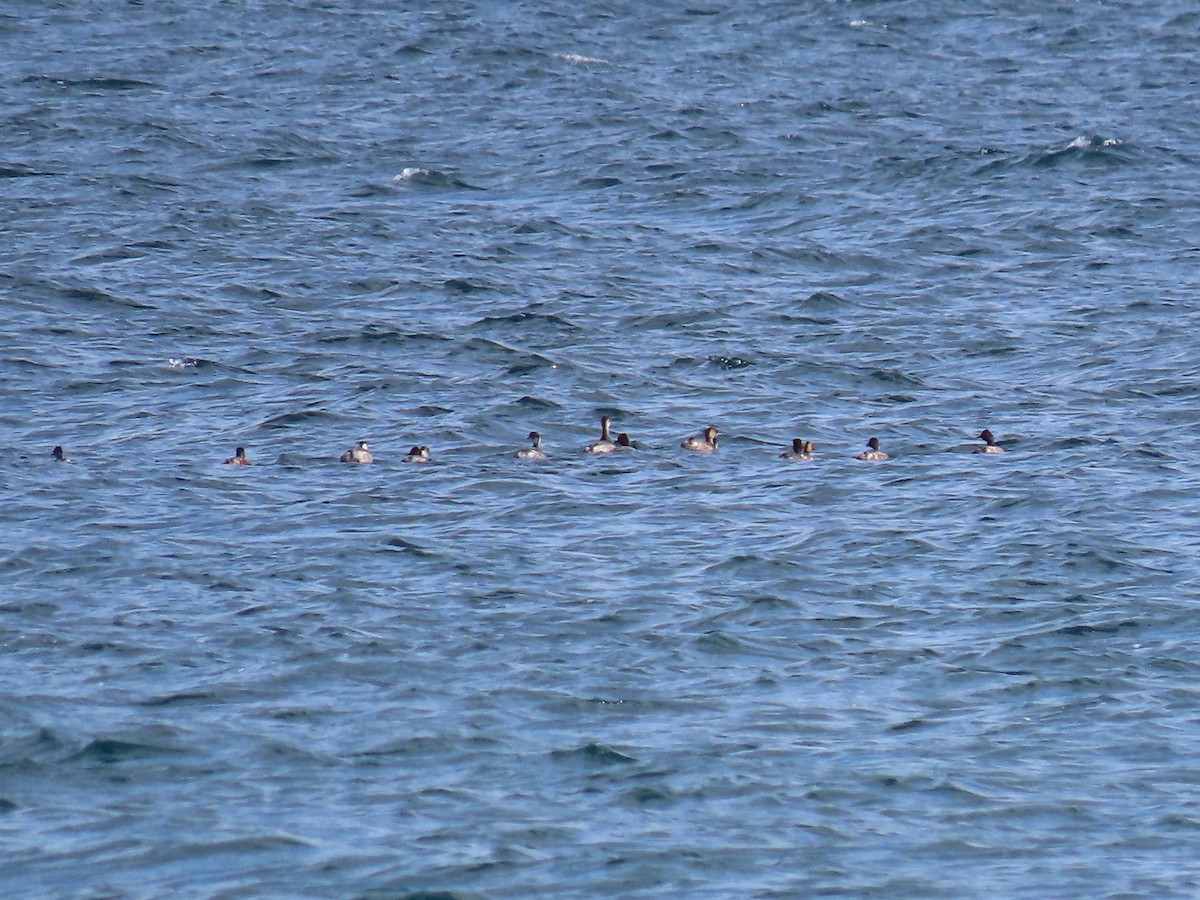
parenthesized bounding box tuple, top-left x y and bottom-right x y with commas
(48, 419, 1005, 465)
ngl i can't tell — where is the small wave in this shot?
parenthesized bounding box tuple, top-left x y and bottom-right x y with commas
(76, 77, 156, 91)
(511, 217, 574, 236)
(511, 395, 562, 411)
(353, 735, 446, 758)
(888, 718, 929, 733)
(396, 166, 433, 181)
(316, 327, 452, 347)
(414, 404, 453, 417)
(556, 52, 610, 65)
(71, 246, 146, 266)
(257, 407, 336, 429)
(1053, 619, 1141, 637)
(174, 834, 314, 855)
(74, 737, 185, 763)
(395, 42, 433, 56)
(22, 75, 156, 91)
(694, 629, 751, 653)
(1029, 134, 1129, 169)
(971, 135, 1131, 179)
(1067, 134, 1122, 150)
(550, 742, 637, 764)
(59, 285, 155, 310)
(244, 156, 303, 170)
(0, 164, 59, 178)
(864, 367, 927, 388)
(508, 355, 555, 376)
(0, 728, 67, 767)
(140, 692, 220, 707)
(580, 175, 622, 189)
(384, 536, 437, 556)
(708, 355, 754, 370)
(628, 309, 722, 331)
(393, 167, 483, 190)
(444, 277, 494, 293)
(802, 290, 848, 307)
(473, 311, 581, 332)
(622, 785, 677, 806)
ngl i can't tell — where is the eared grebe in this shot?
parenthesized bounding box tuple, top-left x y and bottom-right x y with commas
(341, 440, 374, 464)
(516, 431, 546, 459)
(855, 437, 888, 460)
(51, 445, 68, 462)
(974, 429, 1004, 453)
(585, 416, 618, 453)
(224, 447, 251, 465)
(681, 425, 719, 452)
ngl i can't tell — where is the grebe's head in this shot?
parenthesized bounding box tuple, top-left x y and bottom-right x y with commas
(358, 440, 370, 450)
(235, 447, 246, 457)
(616, 433, 632, 447)
(528, 431, 541, 444)
(408, 445, 423, 456)
(705, 426, 719, 442)
(866, 437, 880, 450)
(979, 429, 995, 443)
(791, 438, 804, 453)
(804, 441, 815, 454)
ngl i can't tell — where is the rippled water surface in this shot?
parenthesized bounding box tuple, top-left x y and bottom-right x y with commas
(5, 1, 1200, 896)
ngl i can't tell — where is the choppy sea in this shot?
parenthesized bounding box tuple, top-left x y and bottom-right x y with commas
(4, 1, 1200, 896)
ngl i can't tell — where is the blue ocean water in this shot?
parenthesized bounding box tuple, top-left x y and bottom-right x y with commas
(4, 1, 1200, 895)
